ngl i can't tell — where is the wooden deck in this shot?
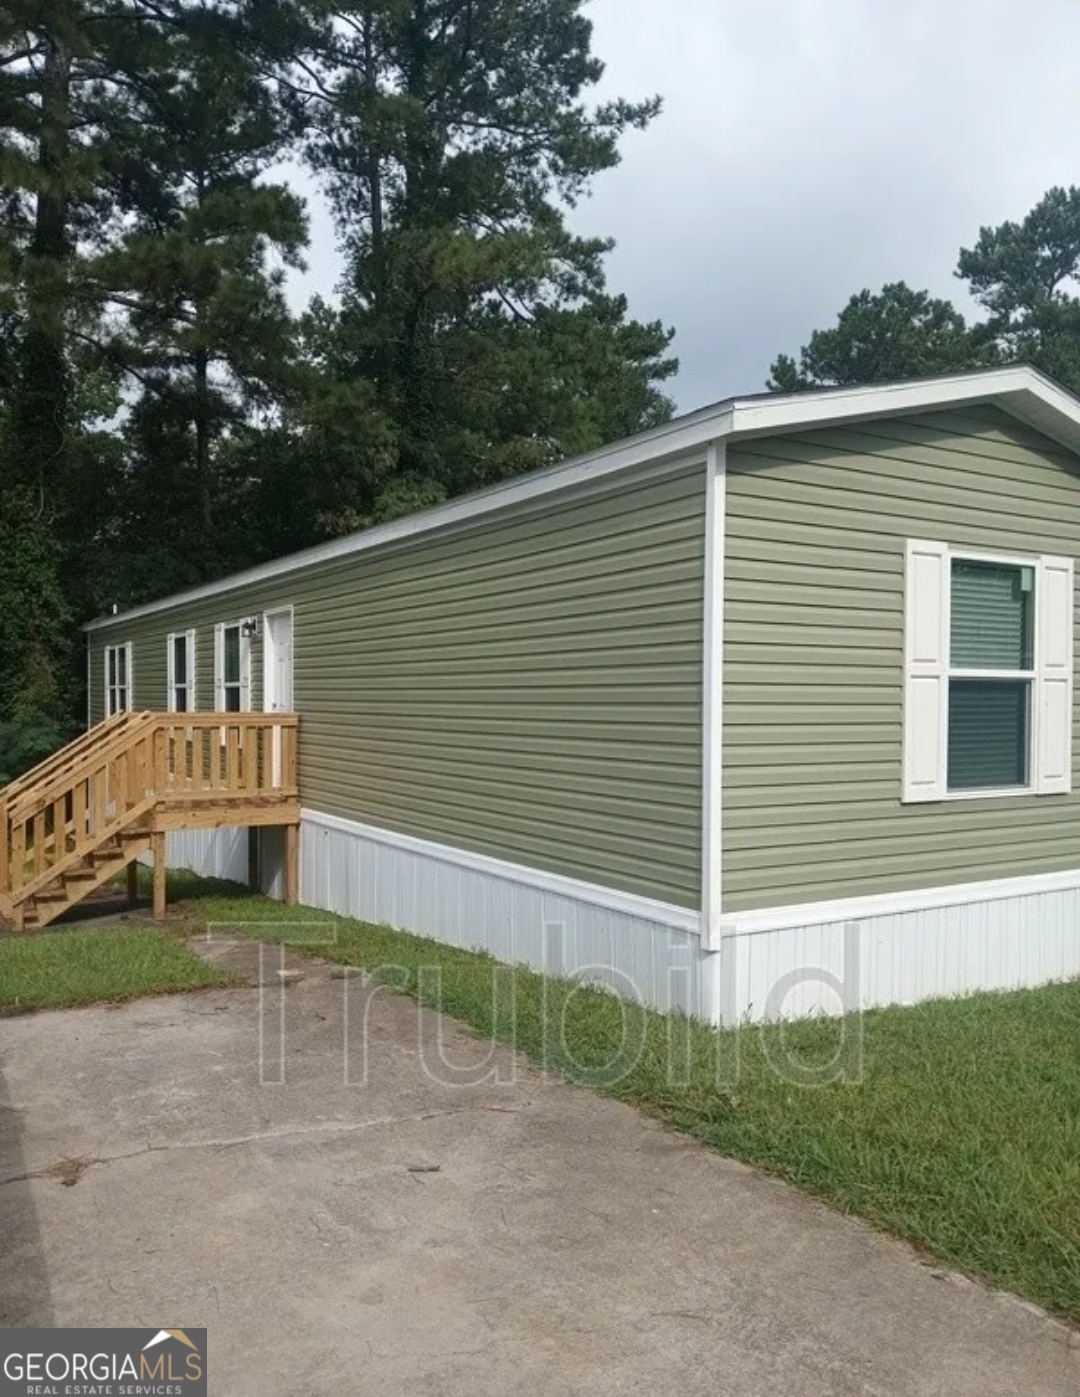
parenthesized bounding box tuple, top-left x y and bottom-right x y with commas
(0, 711, 300, 930)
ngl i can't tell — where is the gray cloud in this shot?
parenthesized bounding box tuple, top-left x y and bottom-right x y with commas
(284, 0, 1080, 412)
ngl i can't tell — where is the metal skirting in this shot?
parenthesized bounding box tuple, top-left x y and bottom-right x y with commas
(164, 815, 1080, 1025)
(719, 883, 1080, 1024)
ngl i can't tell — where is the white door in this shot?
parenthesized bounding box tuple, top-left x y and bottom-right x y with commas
(263, 611, 294, 788)
(263, 611, 294, 712)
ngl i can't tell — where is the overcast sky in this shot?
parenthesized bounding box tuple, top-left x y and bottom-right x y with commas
(285, 0, 1080, 412)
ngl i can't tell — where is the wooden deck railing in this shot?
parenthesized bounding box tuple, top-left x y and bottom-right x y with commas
(155, 713, 298, 802)
(0, 712, 299, 925)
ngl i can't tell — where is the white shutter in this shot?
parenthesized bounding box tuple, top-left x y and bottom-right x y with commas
(1036, 555, 1074, 795)
(903, 540, 949, 802)
(213, 625, 225, 710)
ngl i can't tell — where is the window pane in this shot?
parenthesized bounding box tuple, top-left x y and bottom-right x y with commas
(224, 628, 240, 684)
(224, 685, 241, 713)
(174, 685, 188, 713)
(117, 647, 127, 686)
(948, 679, 1030, 790)
(950, 560, 1033, 670)
(107, 648, 117, 687)
(173, 635, 188, 686)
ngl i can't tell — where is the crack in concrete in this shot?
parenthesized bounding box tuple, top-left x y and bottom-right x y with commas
(0, 1102, 532, 1188)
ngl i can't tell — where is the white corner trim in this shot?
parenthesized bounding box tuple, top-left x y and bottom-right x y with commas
(301, 808, 703, 935)
(701, 441, 726, 952)
(719, 865, 1080, 938)
(85, 365, 1080, 635)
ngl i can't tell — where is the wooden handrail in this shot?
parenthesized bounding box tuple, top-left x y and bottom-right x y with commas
(2, 711, 133, 800)
(8, 713, 157, 826)
(158, 712, 299, 729)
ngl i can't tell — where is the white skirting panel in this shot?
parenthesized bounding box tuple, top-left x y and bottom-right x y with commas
(299, 810, 710, 1019)
(163, 814, 1080, 1026)
(721, 873, 1080, 1024)
(165, 827, 248, 883)
(163, 826, 286, 898)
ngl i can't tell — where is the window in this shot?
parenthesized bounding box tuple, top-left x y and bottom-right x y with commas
(167, 630, 196, 712)
(948, 559, 1033, 790)
(104, 643, 133, 715)
(214, 622, 250, 712)
(903, 541, 1074, 802)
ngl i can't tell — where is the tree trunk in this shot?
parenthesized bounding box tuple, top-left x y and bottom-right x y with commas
(364, 4, 384, 311)
(194, 344, 213, 533)
(13, 28, 73, 496)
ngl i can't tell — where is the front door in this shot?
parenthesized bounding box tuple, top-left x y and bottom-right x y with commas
(264, 610, 294, 712)
(263, 610, 294, 788)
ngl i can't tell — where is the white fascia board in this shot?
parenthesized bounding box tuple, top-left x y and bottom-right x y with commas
(84, 405, 734, 632)
(726, 365, 1035, 437)
(85, 364, 1080, 634)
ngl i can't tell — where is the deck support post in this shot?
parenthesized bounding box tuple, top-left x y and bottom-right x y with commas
(151, 830, 167, 920)
(126, 859, 139, 907)
(284, 823, 298, 906)
(247, 827, 260, 893)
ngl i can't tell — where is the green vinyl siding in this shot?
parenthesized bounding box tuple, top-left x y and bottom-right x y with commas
(88, 464, 707, 907)
(724, 406, 1080, 913)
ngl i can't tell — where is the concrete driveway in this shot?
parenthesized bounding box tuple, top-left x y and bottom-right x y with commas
(0, 941, 1075, 1396)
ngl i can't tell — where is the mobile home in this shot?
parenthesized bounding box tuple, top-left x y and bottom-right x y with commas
(83, 366, 1080, 1022)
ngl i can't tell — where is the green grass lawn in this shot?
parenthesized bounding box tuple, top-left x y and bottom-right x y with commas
(8, 868, 1079, 1322)
(0, 923, 236, 1012)
(168, 870, 1080, 1322)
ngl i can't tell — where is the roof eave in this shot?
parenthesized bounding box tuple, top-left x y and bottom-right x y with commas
(84, 365, 1080, 633)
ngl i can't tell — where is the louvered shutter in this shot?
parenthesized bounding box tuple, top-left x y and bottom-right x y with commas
(903, 540, 948, 802)
(1036, 556, 1074, 795)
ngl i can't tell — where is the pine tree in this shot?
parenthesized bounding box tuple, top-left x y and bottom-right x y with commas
(299, 0, 677, 524)
(0, 0, 102, 727)
(93, 0, 308, 593)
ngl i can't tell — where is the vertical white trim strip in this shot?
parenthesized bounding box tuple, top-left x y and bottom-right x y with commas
(701, 442, 726, 952)
(187, 628, 197, 710)
(166, 632, 176, 711)
(213, 624, 224, 710)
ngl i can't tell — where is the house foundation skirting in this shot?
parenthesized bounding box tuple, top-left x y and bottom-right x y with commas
(163, 820, 1080, 1025)
(717, 870, 1080, 1024)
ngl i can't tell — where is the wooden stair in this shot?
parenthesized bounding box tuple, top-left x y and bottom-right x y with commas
(0, 711, 299, 931)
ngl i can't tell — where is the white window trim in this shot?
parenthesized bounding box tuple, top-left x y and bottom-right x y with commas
(166, 629, 197, 712)
(903, 540, 1074, 803)
(213, 620, 252, 713)
(104, 642, 134, 715)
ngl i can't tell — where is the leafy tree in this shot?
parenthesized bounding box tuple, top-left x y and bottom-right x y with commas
(301, 0, 677, 521)
(0, 0, 104, 727)
(768, 282, 990, 391)
(958, 185, 1080, 392)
